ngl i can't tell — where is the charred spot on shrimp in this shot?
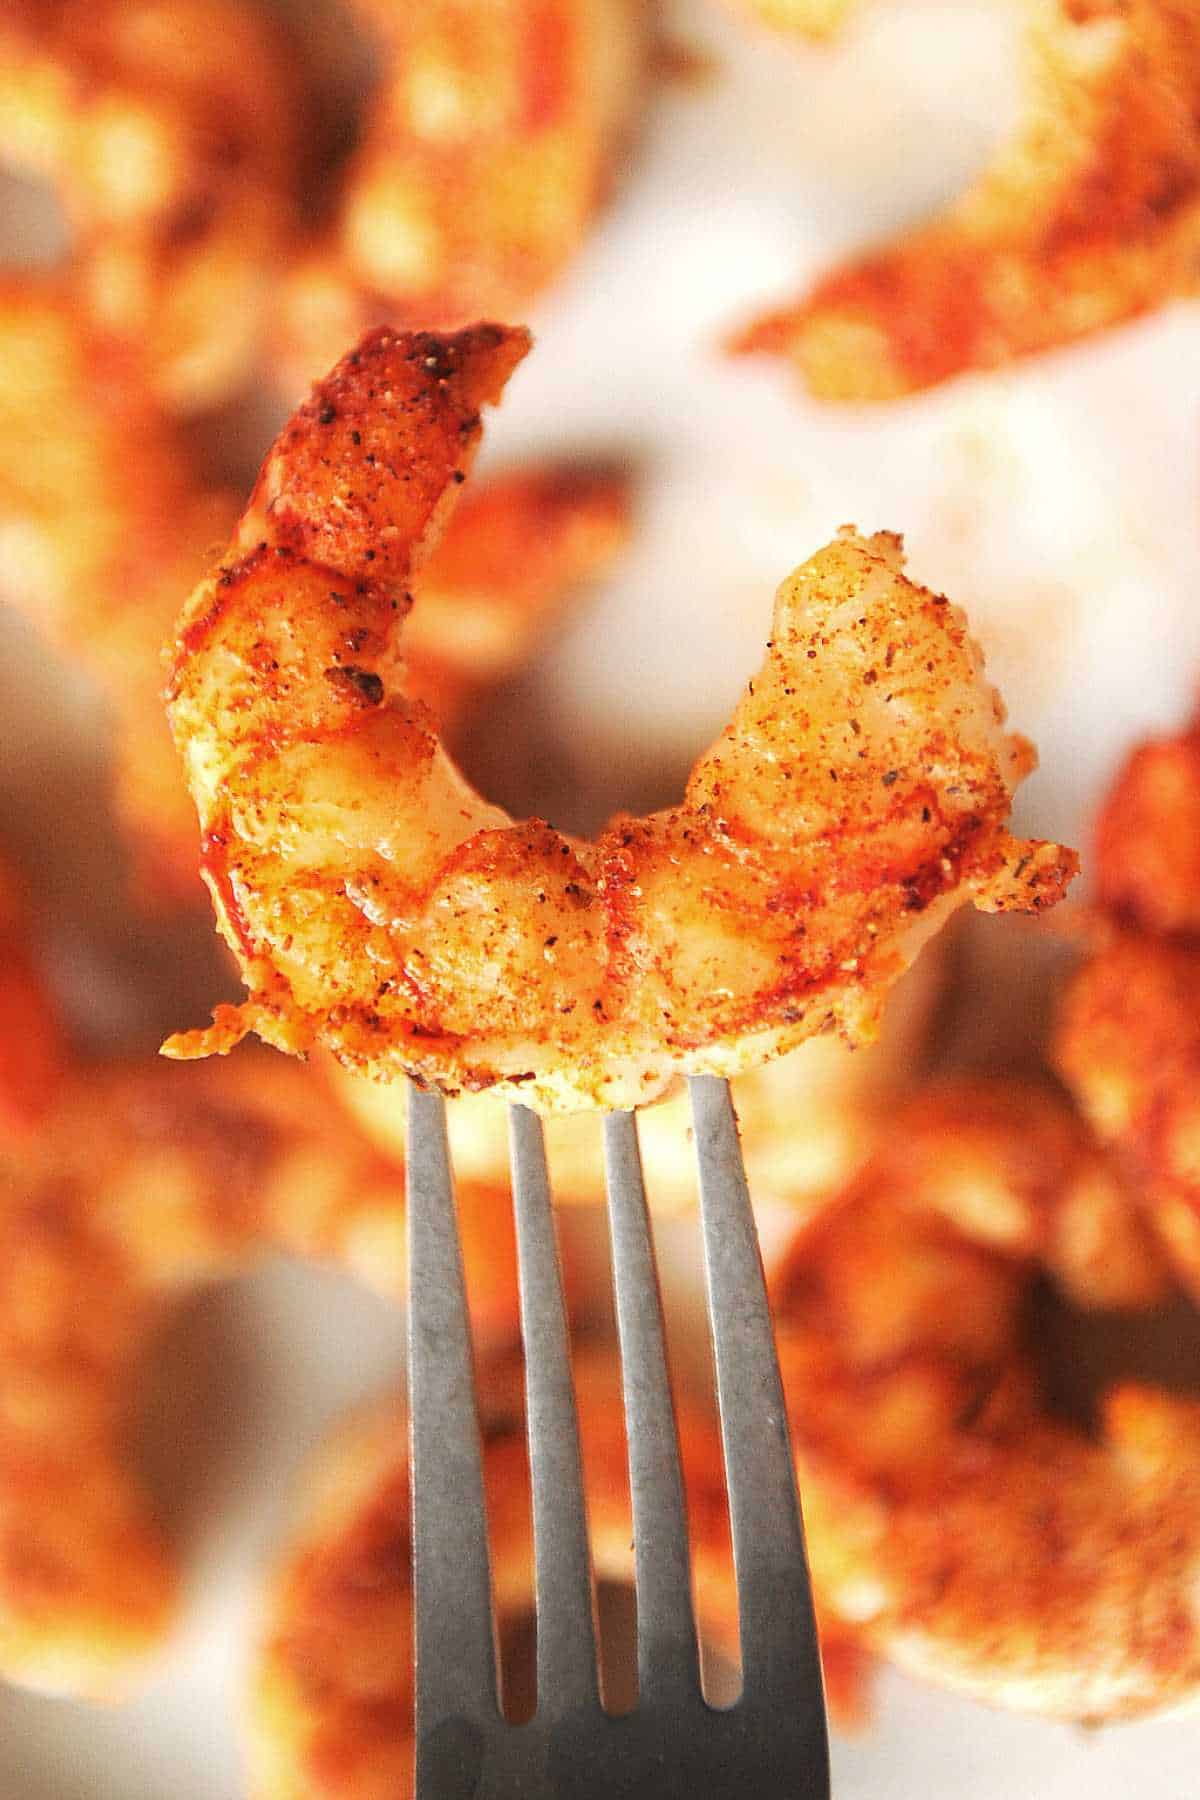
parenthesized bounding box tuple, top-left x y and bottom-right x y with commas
(325, 666, 386, 707)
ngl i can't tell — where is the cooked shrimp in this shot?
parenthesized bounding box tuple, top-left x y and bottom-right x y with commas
(840, 1078, 1171, 1312)
(0, 1046, 517, 1701)
(273, 0, 645, 396)
(1055, 708, 1200, 1299)
(0, 281, 239, 900)
(332, 930, 945, 1213)
(0, 288, 629, 902)
(248, 1351, 868, 1796)
(1090, 711, 1200, 941)
(770, 1079, 1200, 1722)
(732, 0, 1200, 399)
(1057, 932, 1200, 1301)
(0, 0, 301, 412)
(164, 326, 1076, 1112)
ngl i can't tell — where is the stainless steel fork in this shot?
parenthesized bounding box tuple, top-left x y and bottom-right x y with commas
(406, 1075, 831, 1799)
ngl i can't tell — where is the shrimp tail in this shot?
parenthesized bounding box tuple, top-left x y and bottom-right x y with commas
(235, 323, 533, 581)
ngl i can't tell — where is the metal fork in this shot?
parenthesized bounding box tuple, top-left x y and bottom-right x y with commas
(406, 1074, 830, 1799)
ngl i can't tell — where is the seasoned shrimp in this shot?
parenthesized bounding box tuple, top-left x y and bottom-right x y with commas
(0, 1046, 517, 1701)
(0, 287, 629, 901)
(0, 282, 240, 900)
(164, 326, 1075, 1113)
(248, 1351, 867, 1796)
(1058, 932, 1200, 1300)
(1055, 708, 1200, 1299)
(273, 0, 645, 395)
(732, 0, 1200, 400)
(0, 0, 301, 412)
(770, 1079, 1200, 1722)
(333, 929, 945, 1214)
(1089, 711, 1200, 941)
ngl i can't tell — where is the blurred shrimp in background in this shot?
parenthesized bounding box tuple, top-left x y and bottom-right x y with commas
(730, 0, 1200, 400)
(1057, 706, 1200, 1303)
(0, 285, 632, 905)
(0, 0, 304, 412)
(272, 0, 648, 396)
(0, 881, 522, 1704)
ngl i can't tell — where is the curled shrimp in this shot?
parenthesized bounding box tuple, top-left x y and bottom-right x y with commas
(164, 325, 1075, 1113)
(769, 1079, 1200, 1722)
(731, 0, 1200, 400)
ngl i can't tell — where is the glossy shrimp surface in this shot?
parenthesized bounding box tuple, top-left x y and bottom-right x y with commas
(165, 325, 1075, 1113)
(770, 1080, 1200, 1722)
(0, 1043, 517, 1701)
(733, 0, 1200, 400)
(0, 0, 301, 412)
(274, 0, 644, 395)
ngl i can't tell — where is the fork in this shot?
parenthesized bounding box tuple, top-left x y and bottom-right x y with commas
(406, 1074, 831, 1799)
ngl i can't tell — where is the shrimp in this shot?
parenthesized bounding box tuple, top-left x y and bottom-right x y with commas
(0, 281, 241, 901)
(248, 1352, 868, 1796)
(0, 0, 301, 412)
(1055, 708, 1200, 1300)
(0, 1045, 518, 1701)
(770, 1079, 1200, 1722)
(1089, 711, 1200, 941)
(332, 928, 946, 1214)
(272, 0, 645, 396)
(163, 325, 1076, 1113)
(1058, 932, 1200, 1300)
(731, 0, 1200, 400)
(0, 287, 629, 903)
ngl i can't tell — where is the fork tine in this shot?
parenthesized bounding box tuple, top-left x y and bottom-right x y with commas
(603, 1111, 701, 1703)
(688, 1076, 827, 1720)
(407, 1084, 501, 1759)
(508, 1105, 601, 1718)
